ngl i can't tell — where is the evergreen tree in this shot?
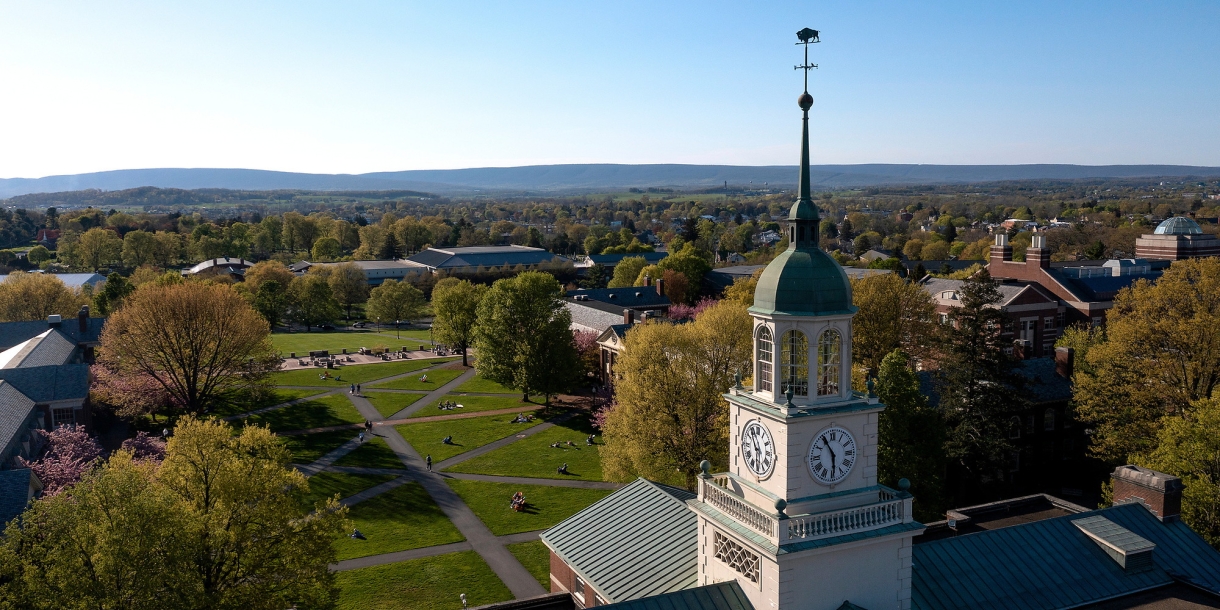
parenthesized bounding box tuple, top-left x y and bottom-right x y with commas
(943, 222, 957, 243)
(875, 349, 946, 521)
(934, 269, 1023, 498)
(93, 272, 134, 316)
(378, 232, 402, 260)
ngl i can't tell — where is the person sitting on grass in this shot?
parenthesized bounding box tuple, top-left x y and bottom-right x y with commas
(442, 435, 453, 445)
(586, 434, 595, 445)
(351, 529, 366, 540)
(420, 374, 428, 383)
(557, 463, 568, 475)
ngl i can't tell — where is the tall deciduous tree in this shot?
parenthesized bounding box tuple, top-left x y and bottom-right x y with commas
(366, 279, 425, 339)
(0, 417, 348, 610)
(1138, 397, 1220, 547)
(875, 349, 946, 521)
(99, 282, 275, 414)
(934, 269, 1022, 496)
(472, 271, 579, 403)
(0, 272, 89, 322)
(243, 260, 296, 293)
(850, 273, 936, 370)
(287, 274, 342, 331)
(73, 227, 123, 271)
(121, 230, 157, 268)
(327, 263, 369, 320)
(1073, 258, 1220, 462)
(607, 256, 647, 289)
(252, 280, 289, 328)
(431, 278, 488, 367)
(601, 301, 752, 489)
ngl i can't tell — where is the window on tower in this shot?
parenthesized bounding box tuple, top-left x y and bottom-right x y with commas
(817, 329, 841, 396)
(780, 330, 809, 396)
(756, 326, 773, 393)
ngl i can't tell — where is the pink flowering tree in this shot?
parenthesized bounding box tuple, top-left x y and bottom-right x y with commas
(120, 431, 167, 462)
(572, 330, 601, 382)
(90, 363, 177, 420)
(668, 298, 718, 321)
(19, 424, 104, 496)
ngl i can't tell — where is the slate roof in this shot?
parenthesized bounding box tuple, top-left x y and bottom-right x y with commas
(587, 252, 668, 267)
(0, 329, 77, 369)
(0, 468, 38, 527)
(598, 581, 753, 610)
(567, 288, 671, 312)
(921, 277, 1034, 308)
(0, 364, 90, 403)
(0, 380, 38, 461)
(0, 318, 104, 351)
(566, 302, 626, 334)
(541, 478, 699, 604)
(406, 246, 570, 271)
(911, 502, 1220, 610)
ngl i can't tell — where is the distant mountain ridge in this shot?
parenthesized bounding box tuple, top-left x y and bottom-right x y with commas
(2, 163, 1218, 198)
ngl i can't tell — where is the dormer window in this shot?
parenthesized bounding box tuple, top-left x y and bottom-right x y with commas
(940, 291, 957, 300)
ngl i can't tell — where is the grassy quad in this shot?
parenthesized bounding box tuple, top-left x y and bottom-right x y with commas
(337, 481, 464, 561)
(367, 367, 465, 391)
(209, 389, 328, 418)
(446, 479, 613, 536)
(271, 358, 457, 388)
(363, 392, 425, 419)
(406, 394, 538, 419)
(507, 540, 553, 589)
(333, 437, 405, 470)
(281, 429, 359, 464)
(395, 411, 542, 463)
(270, 330, 434, 356)
(298, 472, 397, 510)
(445, 414, 603, 481)
(453, 373, 519, 395)
(241, 395, 364, 432)
(335, 551, 511, 610)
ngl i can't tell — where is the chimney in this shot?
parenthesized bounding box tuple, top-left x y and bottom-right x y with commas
(643, 274, 652, 287)
(47, 314, 61, 328)
(78, 305, 89, 332)
(990, 233, 1013, 264)
(1111, 465, 1183, 522)
(655, 277, 665, 297)
(1027, 233, 1051, 269)
(1055, 346, 1074, 379)
(623, 309, 634, 325)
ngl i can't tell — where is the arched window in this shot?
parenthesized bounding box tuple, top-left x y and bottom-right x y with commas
(756, 327, 773, 393)
(817, 329, 841, 396)
(780, 330, 809, 397)
(1008, 416, 1022, 440)
(1044, 408, 1056, 431)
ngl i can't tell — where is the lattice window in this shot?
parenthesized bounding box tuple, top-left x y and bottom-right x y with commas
(780, 330, 808, 397)
(52, 408, 75, 427)
(817, 329, 841, 396)
(713, 531, 759, 583)
(756, 327, 773, 393)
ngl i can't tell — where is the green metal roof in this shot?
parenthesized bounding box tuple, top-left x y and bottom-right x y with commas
(540, 478, 698, 603)
(750, 247, 855, 317)
(912, 502, 1220, 610)
(598, 581, 754, 610)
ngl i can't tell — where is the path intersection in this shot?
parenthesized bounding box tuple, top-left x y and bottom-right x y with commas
(228, 357, 620, 603)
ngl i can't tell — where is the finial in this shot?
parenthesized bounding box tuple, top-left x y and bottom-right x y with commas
(794, 28, 820, 93)
(734, 370, 743, 390)
(699, 460, 711, 478)
(775, 498, 788, 519)
(866, 376, 875, 397)
(785, 386, 795, 407)
(898, 478, 911, 492)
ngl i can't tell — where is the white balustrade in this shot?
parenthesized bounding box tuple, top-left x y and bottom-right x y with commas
(786, 497, 904, 541)
(702, 477, 776, 539)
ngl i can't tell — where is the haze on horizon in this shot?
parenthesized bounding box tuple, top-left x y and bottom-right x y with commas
(1, 1, 1217, 180)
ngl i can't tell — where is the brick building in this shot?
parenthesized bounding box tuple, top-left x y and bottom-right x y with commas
(1134, 216, 1220, 260)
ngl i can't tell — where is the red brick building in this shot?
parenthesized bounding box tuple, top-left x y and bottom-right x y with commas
(1134, 216, 1220, 260)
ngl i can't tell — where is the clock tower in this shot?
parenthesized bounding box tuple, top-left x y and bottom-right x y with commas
(688, 28, 924, 610)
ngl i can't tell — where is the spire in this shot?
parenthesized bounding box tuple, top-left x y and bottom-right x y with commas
(789, 28, 821, 251)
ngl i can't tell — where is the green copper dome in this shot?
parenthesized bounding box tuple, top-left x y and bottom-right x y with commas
(750, 246, 855, 316)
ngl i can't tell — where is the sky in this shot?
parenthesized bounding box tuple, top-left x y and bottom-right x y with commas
(1, 1, 1218, 178)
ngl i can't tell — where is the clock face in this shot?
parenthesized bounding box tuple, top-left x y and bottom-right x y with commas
(808, 426, 856, 485)
(740, 420, 776, 477)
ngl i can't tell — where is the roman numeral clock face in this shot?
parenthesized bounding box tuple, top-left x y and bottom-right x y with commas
(808, 426, 856, 485)
(740, 420, 775, 478)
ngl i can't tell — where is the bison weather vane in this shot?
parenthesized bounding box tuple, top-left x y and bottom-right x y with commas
(795, 27, 820, 93)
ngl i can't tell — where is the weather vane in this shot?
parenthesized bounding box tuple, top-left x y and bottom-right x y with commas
(795, 27, 820, 93)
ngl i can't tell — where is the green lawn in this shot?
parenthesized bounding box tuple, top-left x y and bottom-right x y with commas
(271, 330, 433, 356)
(271, 358, 456, 388)
(241, 394, 364, 432)
(333, 437, 405, 470)
(367, 367, 465, 391)
(446, 414, 603, 481)
(336, 551, 512, 610)
(337, 481, 465, 561)
(453, 373, 520, 395)
(364, 392, 425, 418)
(211, 389, 327, 417)
(298, 472, 397, 510)
(395, 411, 541, 463)
(447, 479, 612, 536)
(406, 394, 537, 419)
(281, 429, 358, 464)
(508, 540, 553, 589)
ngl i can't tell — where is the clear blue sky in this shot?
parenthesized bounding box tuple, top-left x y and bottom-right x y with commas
(1, 1, 1217, 178)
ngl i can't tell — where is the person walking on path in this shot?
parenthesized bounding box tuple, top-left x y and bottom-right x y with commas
(426, 455, 432, 472)
(350, 383, 355, 394)
(356, 383, 362, 395)
(358, 431, 365, 443)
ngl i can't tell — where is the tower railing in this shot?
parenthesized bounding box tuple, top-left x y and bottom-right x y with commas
(702, 476, 776, 539)
(785, 491, 904, 542)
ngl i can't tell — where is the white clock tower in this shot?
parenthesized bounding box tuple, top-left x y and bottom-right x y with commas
(688, 28, 924, 610)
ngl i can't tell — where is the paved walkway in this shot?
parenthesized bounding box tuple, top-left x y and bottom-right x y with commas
(296, 435, 362, 475)
(439, 472, 620, 490)
(388, 368, 478, 420)
(377, 406, 537, 426)
(432, 412, 576, 471)
(222, 389, 336, 421)
(330, 529, 546, 572)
